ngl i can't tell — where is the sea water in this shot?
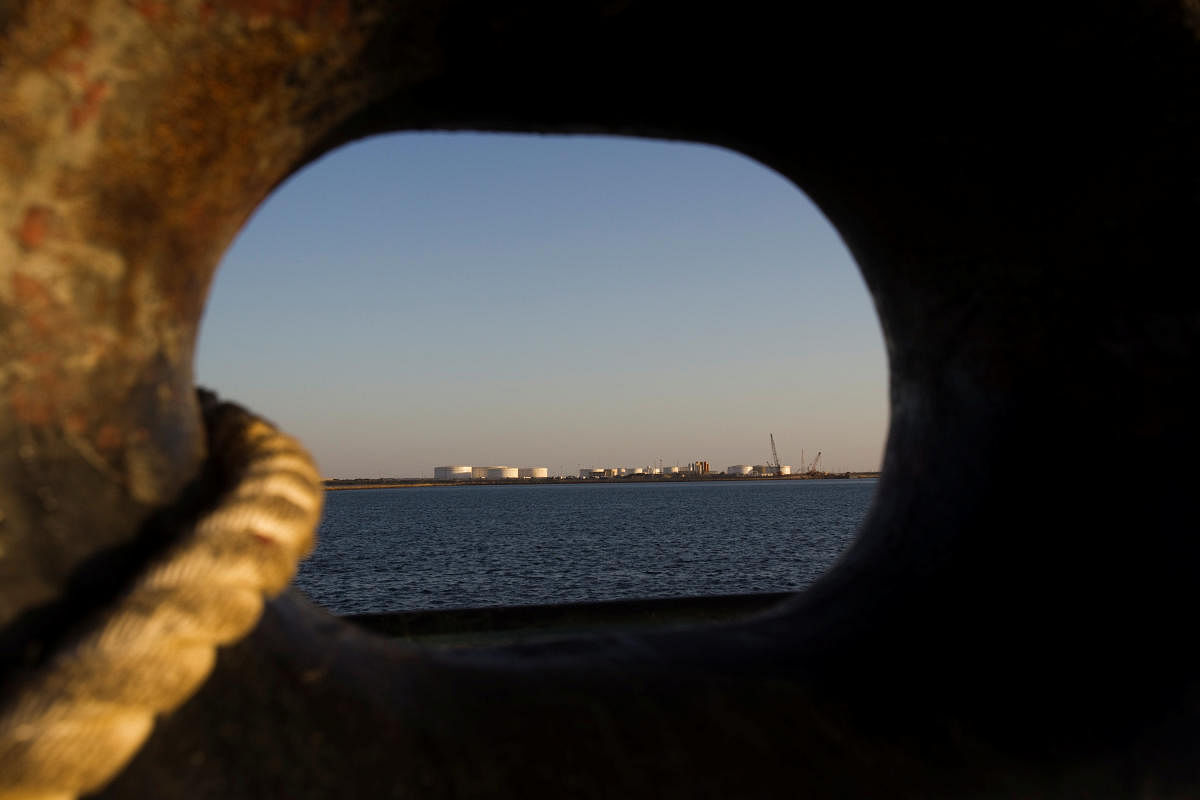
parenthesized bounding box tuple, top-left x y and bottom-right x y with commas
(295, 479, 877, 615)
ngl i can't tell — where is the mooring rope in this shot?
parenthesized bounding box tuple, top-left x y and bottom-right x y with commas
(0, 396, 323, 800)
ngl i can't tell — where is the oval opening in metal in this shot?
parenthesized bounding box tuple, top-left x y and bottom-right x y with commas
(196, 132, 888, 629)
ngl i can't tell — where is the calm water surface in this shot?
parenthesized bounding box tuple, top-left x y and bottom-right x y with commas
(296, 479, 877, 615)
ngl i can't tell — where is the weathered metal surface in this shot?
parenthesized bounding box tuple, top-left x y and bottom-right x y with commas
(0, 0, 1197, 796)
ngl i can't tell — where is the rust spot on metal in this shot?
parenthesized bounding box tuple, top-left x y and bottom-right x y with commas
(84, 3, 363, 330)
(47, 20, 94, 71)
(63, 61, 88, 86)
(215, 0, 350, 28)
(133, 0, 170, 23)
(64, 413, 87, 434)
(8, 350, 65, 427)
(70, 80, 109, 132)
(67, 20, 93, 51)
(12, 272, 50, 304)
(10, 386, 53, 426)
(16, 206, 51, 250)
(12, 272, 82, 346)
(12, 273, 61, 336)
(95, 424, 123, 451)
(26, 312, 54, 338)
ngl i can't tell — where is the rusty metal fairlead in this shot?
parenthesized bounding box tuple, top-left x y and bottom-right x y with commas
(1, 1, 1199, 797)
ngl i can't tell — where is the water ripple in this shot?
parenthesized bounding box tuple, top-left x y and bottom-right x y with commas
(296, 479, 877, 614)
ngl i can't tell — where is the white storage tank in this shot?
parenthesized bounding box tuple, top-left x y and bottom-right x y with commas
(579, 468, 604, 479)
(649, 467, 662, 474)
(726, 464, 754, 476)
(519, 467, 549, 479)
(434, 465, 473, 481)
(486, 466, 518, 480)
(471, 466, 489, 479)
(778, 465, 793, 475)
(665, 466, 681, 474)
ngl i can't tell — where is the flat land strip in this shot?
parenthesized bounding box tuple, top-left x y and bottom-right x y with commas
(325, 473, 881, 490)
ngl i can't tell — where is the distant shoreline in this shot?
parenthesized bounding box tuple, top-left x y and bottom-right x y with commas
(324, 473, 881, 491)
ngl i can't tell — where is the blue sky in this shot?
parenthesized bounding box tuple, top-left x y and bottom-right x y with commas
(195, 133, 888, 478)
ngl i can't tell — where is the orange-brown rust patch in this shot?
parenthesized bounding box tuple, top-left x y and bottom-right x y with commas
(12, 271, 85, 344)
(16, 206, 52, 250)
(12, 273, 62, 337)
(10, 386, 54, 426)
(63, 61, 89, 87)
(64, 413, 88, 434)
(70, 80, 110, 132)
(133, 0, 170, 23)
(12, 272, 52, 304)
(46, 20, 94, 71)
(67, 20, 94, 52)
(95, 424, 123, 451)
(215, 0, 350, 28)
(84, 0, 367, 334)
(9, 361, 67, 428)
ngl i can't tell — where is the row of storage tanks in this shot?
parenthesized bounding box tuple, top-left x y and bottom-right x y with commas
(726, 464, 793, 475)
(578, 463, 707, 478)
(579, 467, 653, 478)
(579, 464, 794, 478)
(436, 464, 793, 480)
(434, 466, 549, 481)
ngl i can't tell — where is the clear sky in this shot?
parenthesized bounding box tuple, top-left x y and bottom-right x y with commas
(195, 133, 889, 478)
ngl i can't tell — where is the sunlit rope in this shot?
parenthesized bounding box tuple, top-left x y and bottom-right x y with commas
(0, 395, 323, 800)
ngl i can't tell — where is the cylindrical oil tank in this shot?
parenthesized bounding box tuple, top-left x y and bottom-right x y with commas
(665, 466, 681, 474)
(519, 467, 549, 479)
(726, 464, 754, 476)
(486, 466, 518, 480)
(649, 467, 662, 474)
(435, 465, 473, 481)
(778, 465, 793, 475)
(471, 466, 489, 479)
(630, 467, 645, 474)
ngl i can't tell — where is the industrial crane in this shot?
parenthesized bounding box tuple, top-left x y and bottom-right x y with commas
(769, 433, 782, 476)
(807, 451, 822, 474)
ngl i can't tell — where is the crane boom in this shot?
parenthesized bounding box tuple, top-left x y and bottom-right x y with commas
(769, 434, 781, 475)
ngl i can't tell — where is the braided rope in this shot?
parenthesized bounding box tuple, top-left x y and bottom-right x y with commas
(0, 398, 323, 800)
